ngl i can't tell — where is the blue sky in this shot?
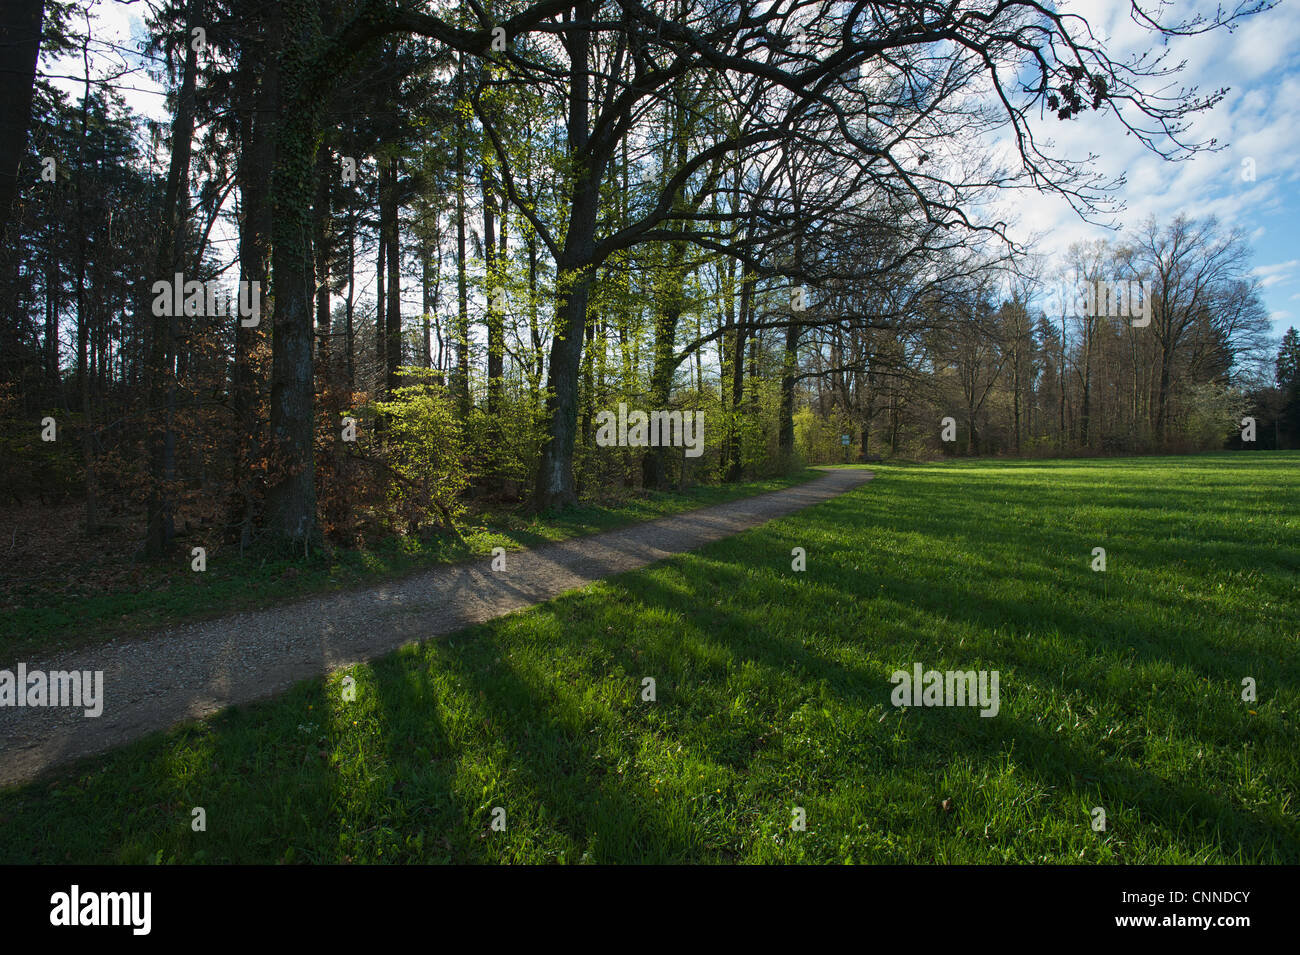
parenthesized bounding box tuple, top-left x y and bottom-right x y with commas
(1007, 0, 1300, 341)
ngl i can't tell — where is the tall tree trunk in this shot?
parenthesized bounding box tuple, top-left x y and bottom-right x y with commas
(144, 0, 200, 558)
(421, 230, 432, 369)
(43, 227, 58, 383)
(777, 171, 803, 466)
(313, 139, 332, 375)
(449, 55, 470, 415)
(264, 0, 328, 548)
(726, 265, 750, 482)
(1012, 349, 1022, 453)
(384, 156, 401, 393)
(642, 242, 685, 490)
(527, 228, 541, 401)
(1154, 336, 1173, 444)
(231, 2, 279, 549)
(1080, 323, 1093, 447)
(0, 0, 43, 229)
(75, 52, 96, 535)
(374, 200, 385, 390)
(483, 163, 503, 414)
(345, 206, 355, 392)
(533, 4, 603, 509)
(453, 85, 470, 416)
(890, 395, 900, 455)
(777, 321, 800, 463)
(1058, 312, 1067, 452)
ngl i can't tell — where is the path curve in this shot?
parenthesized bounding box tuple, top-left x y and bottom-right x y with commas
(0, 468, 873, 788)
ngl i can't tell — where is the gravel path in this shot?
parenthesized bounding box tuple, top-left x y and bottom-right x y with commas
(0, 468, 873, 789)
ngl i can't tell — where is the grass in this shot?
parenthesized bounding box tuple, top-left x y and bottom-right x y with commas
(0, 470, 818, 656)
(1, 451, 1296, 863)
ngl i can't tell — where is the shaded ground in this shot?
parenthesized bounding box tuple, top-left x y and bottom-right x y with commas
(0, 471, 819, 655)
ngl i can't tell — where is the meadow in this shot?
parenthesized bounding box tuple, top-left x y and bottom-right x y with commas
(1, 453, 1295, 863)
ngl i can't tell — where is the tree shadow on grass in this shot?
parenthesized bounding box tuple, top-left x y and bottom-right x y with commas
(598, 537, 1298, 861)
(416, 619, 710, 863)
(1, 457, 1293, 863)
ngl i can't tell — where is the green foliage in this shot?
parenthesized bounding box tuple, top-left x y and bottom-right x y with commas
(459, 384, 548, 493)
(371, 372, 470, 534)
(794, 406, 852, 463)
(1277, 328, 1300, 392)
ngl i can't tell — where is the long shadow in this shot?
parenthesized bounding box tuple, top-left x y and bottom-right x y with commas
(421, 617, 705, 862)
(565, 501, 1298, 860)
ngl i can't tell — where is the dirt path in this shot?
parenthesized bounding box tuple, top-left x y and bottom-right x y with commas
(0, 468, 873, 789)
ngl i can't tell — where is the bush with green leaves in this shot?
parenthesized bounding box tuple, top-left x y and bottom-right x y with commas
(372, 371, 471, 538)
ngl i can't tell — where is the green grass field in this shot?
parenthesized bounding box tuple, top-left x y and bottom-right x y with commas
(1, 452, 1296, 863)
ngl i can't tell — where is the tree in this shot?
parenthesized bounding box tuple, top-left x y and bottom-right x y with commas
(143, 0, 202, 558)
(1278, 327, 1300, 447)
(1133, 215, 1257, 445)
(0, 0, 46, 227)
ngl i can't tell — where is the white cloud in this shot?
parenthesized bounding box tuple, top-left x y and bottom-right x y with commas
(1254, 260, 1300, 289)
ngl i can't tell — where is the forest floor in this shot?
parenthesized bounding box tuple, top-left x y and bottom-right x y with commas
(0, 470, 820, 658)
(1, 453, 1296, 863)
(0, 467, 872, 790)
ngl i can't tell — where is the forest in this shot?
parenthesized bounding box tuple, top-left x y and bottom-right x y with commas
(1, 0, 1294, 564)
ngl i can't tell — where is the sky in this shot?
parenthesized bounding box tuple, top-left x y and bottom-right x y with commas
(1004, 0, 1300, 340)
(49, 0, 1300, 344)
